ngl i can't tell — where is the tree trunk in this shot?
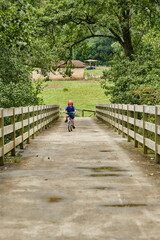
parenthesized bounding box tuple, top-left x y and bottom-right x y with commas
(122, 29, 134, 59)
(121, 10, 134, 59)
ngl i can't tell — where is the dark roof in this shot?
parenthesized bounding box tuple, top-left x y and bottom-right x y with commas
(58, 60, 85, 68)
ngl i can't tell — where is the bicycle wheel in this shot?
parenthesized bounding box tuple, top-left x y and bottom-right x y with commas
(68, 120, 72, 132)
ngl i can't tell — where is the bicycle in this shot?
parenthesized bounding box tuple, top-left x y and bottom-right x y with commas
(62, 111, 76, 132)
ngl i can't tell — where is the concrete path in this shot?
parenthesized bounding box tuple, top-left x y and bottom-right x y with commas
(0, 118, 160, 240)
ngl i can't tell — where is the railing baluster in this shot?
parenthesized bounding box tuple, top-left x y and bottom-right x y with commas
(11, 108, 16, 156)
(0, 109, 4, 166)
(155, 106, 160, 163)
(20, 107, 24, 149)
(143, 105, 148, 154)
(134, 105, 138, 148)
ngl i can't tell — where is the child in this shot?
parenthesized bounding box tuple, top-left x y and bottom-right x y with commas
(65, 100, 76, 129)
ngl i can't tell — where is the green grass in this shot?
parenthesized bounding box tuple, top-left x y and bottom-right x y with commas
(40, 80, 110, 116)
(84, 66, 110, 77)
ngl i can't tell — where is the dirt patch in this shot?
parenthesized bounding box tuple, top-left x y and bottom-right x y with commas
(42, 85, 66, 89)
(66, 80, 99, 83)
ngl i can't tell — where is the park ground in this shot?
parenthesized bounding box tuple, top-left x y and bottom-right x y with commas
(40, 67, 110, 115)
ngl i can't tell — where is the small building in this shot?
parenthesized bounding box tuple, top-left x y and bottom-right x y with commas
(51, 60, 85, 80)
(32, 60, 85, 81)
(85, 59, 98, 70)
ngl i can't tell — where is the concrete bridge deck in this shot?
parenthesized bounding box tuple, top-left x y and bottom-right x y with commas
(0, 118, 160, 240)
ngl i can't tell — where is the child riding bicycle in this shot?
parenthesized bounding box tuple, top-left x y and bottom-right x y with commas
(64, 100, 76, 129)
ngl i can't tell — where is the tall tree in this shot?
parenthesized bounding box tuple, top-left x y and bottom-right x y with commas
(0, 0, 42, 108)
(43, 0, 159, 59)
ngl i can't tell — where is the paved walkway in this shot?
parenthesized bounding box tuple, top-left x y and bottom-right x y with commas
(0, 118, 160, 240)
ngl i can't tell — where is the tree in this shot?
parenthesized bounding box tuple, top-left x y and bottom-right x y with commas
(0, 0, 43, 108)
(43, 0, 159, 59)
(101, 29, 160, 104)
(74, 38, 114, 65)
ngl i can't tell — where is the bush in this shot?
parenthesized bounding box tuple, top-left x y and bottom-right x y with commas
(101, 30, 160, 105)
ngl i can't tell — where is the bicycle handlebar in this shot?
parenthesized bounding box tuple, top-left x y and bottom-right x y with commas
(62, 111, 76, 114)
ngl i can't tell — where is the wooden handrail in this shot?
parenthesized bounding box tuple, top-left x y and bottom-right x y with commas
(96, 104, 160, 163)
(60, 107, 96, 117)
(0, 105, 60, 166)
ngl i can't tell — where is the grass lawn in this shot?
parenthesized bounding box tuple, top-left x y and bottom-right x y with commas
(40, 80, 110, 116)
(84, 66, 109, 77)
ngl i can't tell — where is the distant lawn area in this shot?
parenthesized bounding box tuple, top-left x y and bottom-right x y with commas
(40, 80, 110, 116)
(84, 66, 110, 78)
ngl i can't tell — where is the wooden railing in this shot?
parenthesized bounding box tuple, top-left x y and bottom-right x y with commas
(96, 104, 160, 163)
(76, 109, 96, 117)
(0, 105, 59, 166)
(60, 107, 96, 117)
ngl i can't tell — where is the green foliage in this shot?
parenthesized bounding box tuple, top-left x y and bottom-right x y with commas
(14, 158, 20, 163)
(74, 38, 114, 66)
(0, 0, 44, 108)
(63, 88, 69, 92)
(0, 81, 42, 108)
(43, 0, 159, 59)
(101, 29, 160, 105)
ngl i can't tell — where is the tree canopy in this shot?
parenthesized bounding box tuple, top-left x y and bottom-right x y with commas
(74, 38, 114, 65)
(43, 0, 159, 59)
(0, 0, 42, 108)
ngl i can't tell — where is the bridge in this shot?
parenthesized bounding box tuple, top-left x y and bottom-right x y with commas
(0, 104, 160, 239)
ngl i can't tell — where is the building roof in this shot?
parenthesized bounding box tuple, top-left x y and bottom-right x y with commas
(58, 60, 85, 68)
(85, 59, 98, 62)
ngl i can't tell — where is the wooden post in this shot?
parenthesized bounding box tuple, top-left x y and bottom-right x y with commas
(82, 110, 84, 117)
(127, 105, 131, 142)
(52, 106, 55, 123)
(0, 109, 4, 166)
(113, 104, 116, 132)
(134, 105, 138, 148)
(35, 106, 38, 135)
(20, 107, 24, 149)
(105, 105, 108, 125)
(37, 106, 40, 133)
(143, 105, 148, 154)
(118, 104, 121, 135)
(40, 106, 43, 132)
(109, 104, 111, 127)
(47, 106, 49, 127)
(122, 105, 125, 138)
(110, 104, 113, 127)
(111, 104, 113, 129)
(48, 106, 51, 127)
(32, 106, 35, 139)
(27, 107, 30, 144)
(114, 105, 118, 132)
(110, 104, 113, 128)
(45, 106, 47, 129)
(11, 108, 16, 156)
(155, 106, 160, 163)
(44, 106, 46, 130)
(105, 105, 107, 124)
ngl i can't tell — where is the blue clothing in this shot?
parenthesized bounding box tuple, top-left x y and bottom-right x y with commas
(65, 106, 76, 117)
